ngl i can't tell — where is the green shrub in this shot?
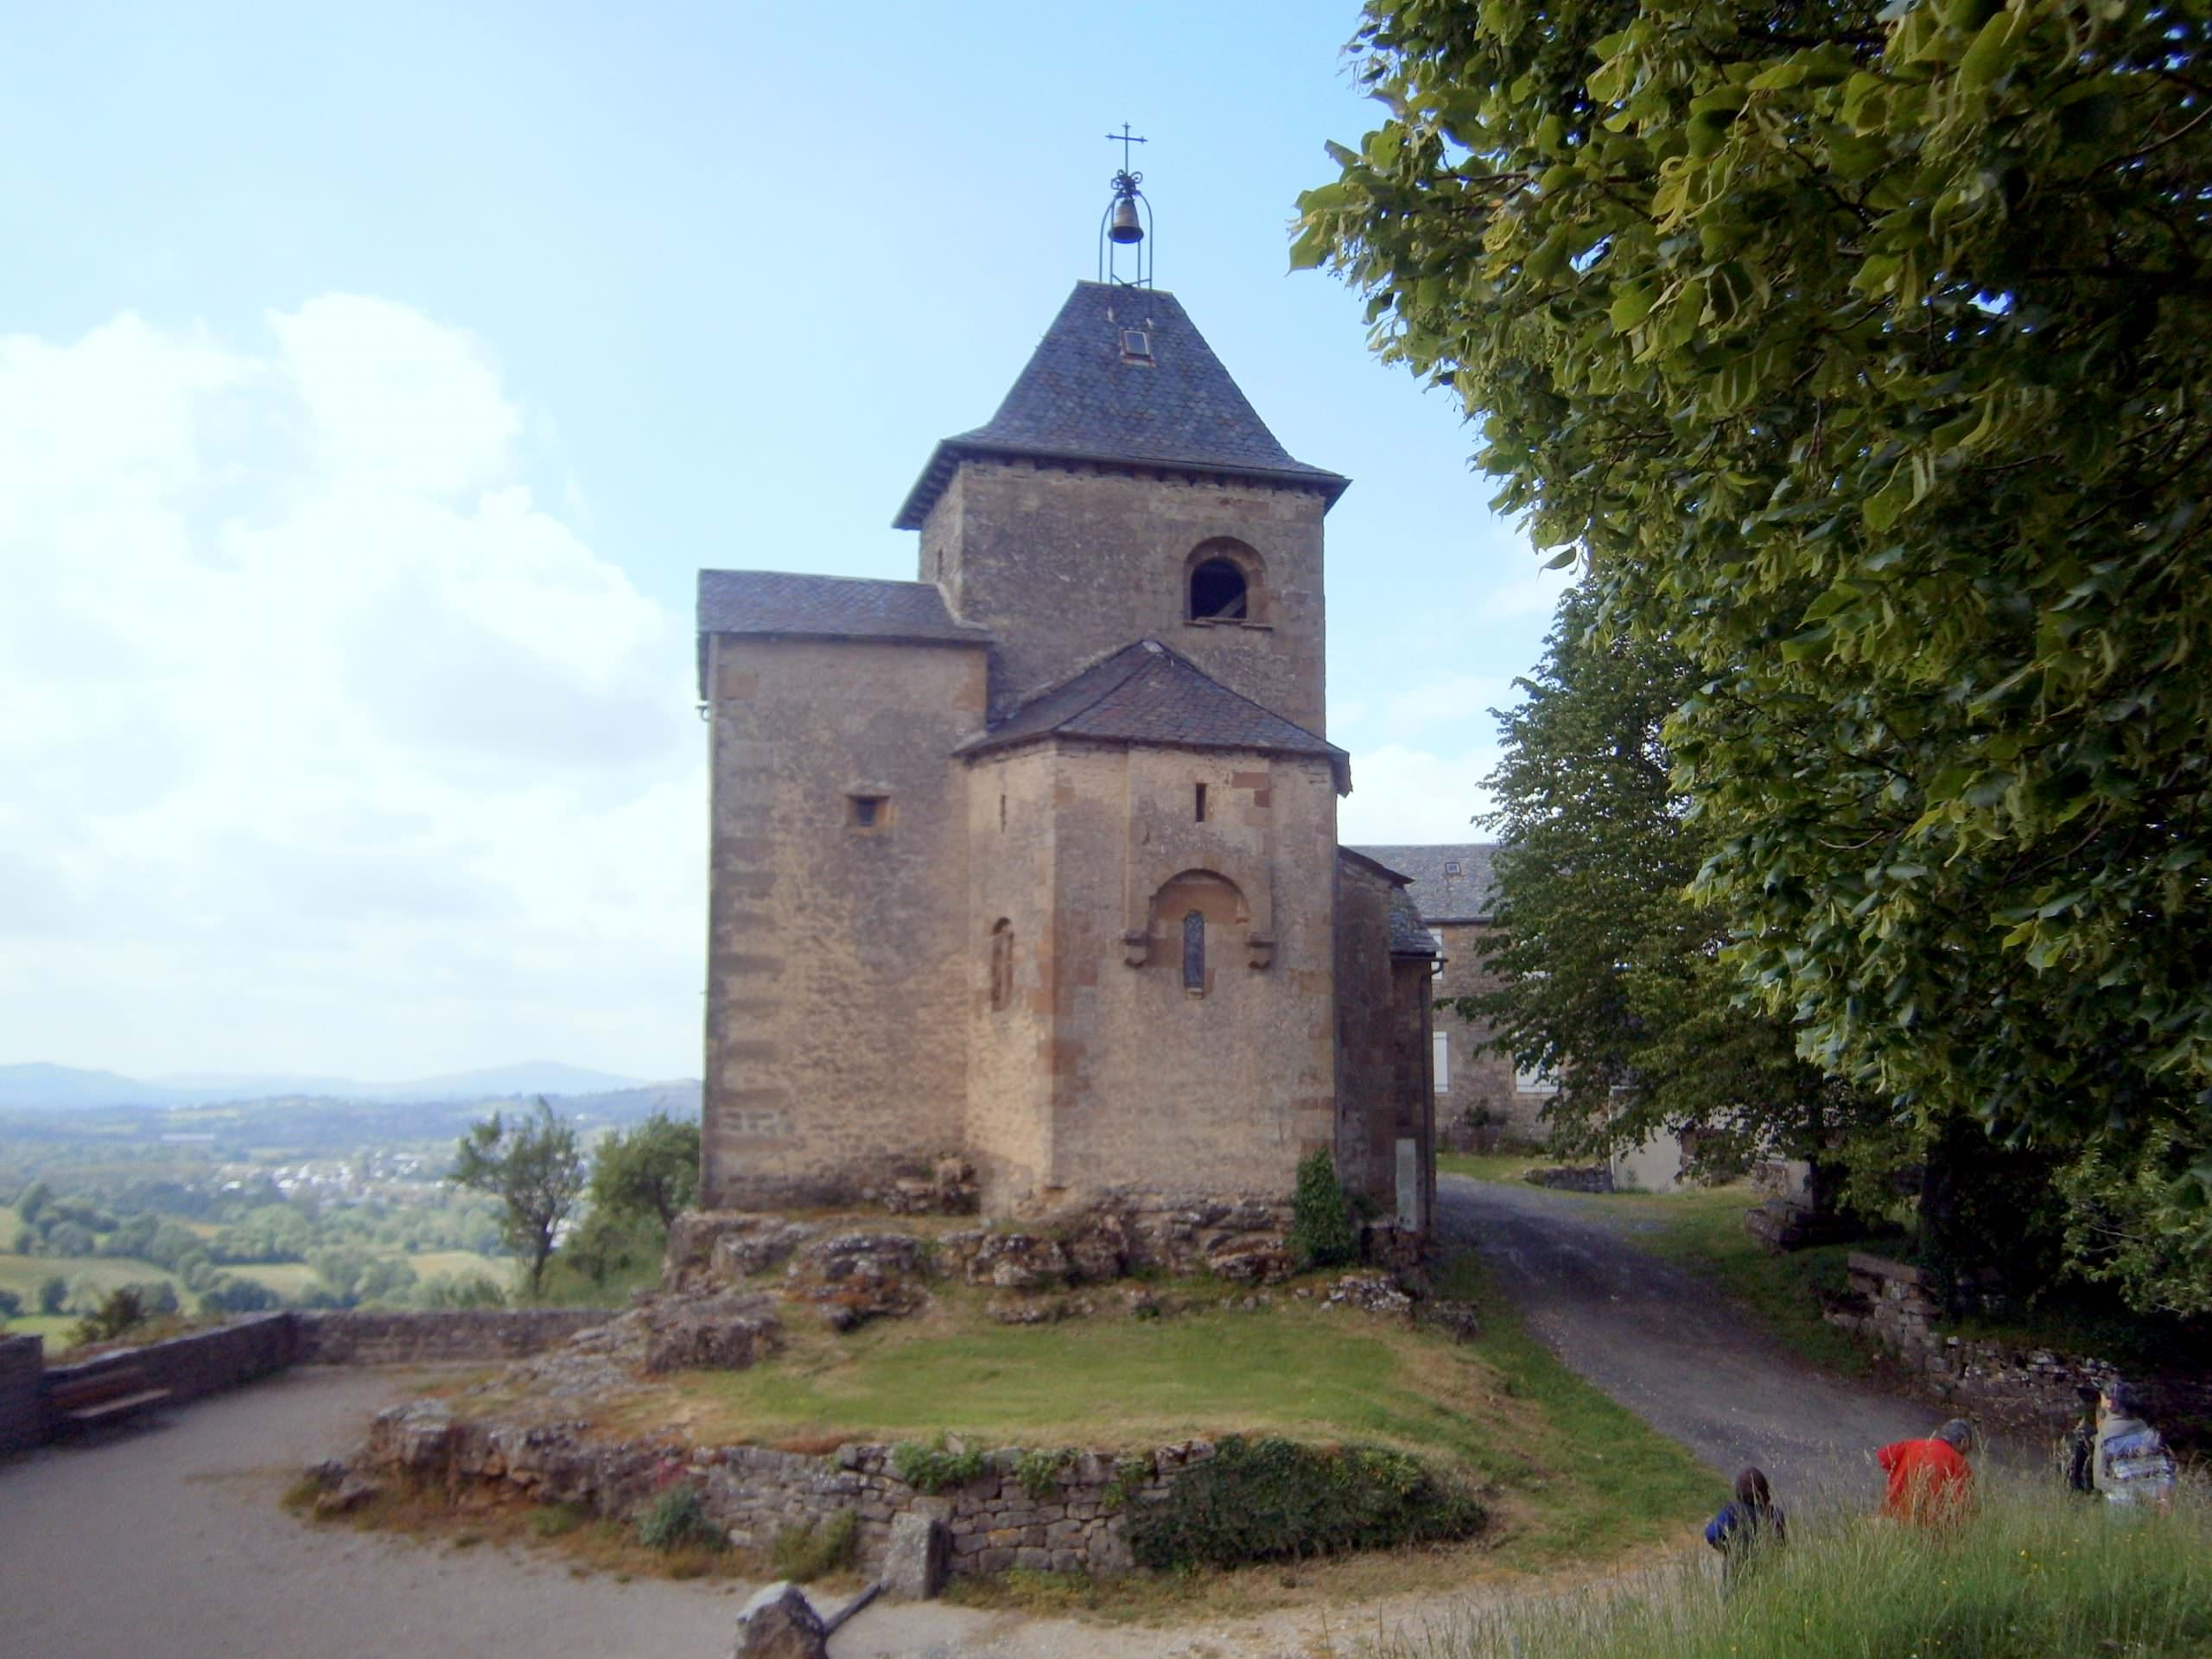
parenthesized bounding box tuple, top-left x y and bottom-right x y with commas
(770, 1510, 859, 1581)
(1013, 1446, 1077, 1500)
(635, 1484, 726, 1554)
(1287, 1147, 1357, 1269)
(1125, 1435, 1484, 1570)
(71, 1285, 149, 1347)
(891, 1434, 987, 1494)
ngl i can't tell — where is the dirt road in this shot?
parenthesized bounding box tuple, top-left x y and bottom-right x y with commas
(1436, 1173, 1937, 1505)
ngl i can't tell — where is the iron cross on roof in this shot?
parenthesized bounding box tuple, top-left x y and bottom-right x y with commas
(1105, 123, 1147, 175)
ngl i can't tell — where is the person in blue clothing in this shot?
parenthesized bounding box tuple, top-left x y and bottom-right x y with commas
(1706, 1467, 1786, 1586)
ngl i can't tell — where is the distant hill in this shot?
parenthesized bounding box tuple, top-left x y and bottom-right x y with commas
(0, 1059, 658, 1112)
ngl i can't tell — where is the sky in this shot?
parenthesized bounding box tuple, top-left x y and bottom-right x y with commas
(0, 1, 1566, 1084)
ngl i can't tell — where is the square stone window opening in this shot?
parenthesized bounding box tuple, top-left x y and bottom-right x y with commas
(847, 792, 890, 830)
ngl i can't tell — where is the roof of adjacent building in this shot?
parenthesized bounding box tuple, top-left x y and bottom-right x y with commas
(1348, 842, 1502, 924)
(959, 639, 1349, 789)
(893, 283, 1349, 530)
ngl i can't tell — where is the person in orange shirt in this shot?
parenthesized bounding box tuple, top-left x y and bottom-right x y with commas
(1877, 1418, 1976, 1525)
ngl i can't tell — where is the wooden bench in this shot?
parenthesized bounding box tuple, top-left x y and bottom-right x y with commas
(48, 1364, 172, 1428)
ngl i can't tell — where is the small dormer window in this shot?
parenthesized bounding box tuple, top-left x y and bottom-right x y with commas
(1121, 329, 1152, 361)
(1444, 861, 1462, 876)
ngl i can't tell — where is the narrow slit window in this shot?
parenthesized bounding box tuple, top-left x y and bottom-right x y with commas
(989, 918, 1014, 1011)
(1182, 910, 1205, 992)
(1194, 782, 1207, 823)
(999, 793, 1007, 832)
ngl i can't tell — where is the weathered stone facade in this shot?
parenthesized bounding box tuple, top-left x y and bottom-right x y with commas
(698, 280, 1442, 1229)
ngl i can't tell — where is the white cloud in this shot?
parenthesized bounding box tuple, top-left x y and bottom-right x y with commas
(0, 299, 703, 1079)
(1485, 558, 1577, 620)
(1338, 742, 1500, 844)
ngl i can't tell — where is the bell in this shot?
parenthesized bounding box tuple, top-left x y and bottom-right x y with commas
(1108, 197, 1144, 244)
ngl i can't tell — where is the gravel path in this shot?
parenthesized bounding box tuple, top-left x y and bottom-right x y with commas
(1435, 1173, 1942, 1507)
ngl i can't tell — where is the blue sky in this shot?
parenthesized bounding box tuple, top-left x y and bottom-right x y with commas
(0, 2, 1560, 1081)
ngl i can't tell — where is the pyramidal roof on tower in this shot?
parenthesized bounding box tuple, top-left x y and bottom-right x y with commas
(893, 282, 1349, 530)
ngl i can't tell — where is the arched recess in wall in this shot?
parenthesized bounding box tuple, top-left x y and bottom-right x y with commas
(1145, 869, 1249, 993)
(1184, 537, 1266, 624)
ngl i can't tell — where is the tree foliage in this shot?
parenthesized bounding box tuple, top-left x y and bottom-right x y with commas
(1297, 0, 2212, 1308)
(588, 1111, 700, 1230)
(1464, 585, 1877, 1185)
(449, 1098, 587, 1299)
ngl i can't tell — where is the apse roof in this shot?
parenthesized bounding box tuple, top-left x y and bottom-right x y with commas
(959, 638, 1348, 789)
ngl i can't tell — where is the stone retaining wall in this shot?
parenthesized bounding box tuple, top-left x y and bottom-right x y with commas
(1827, 1253, 2212, 1445)
(0, 1306, 616, 1458)
(366, 1396, 1205, 1578)
(41, 1312, 295, 1430)
(293, 1308, 613, 1366)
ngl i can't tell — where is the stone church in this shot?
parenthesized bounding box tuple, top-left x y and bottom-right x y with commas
(696, 278, 1443, 1235)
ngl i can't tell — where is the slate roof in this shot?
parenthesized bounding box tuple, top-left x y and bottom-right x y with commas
(1348, 843, 1501, 925)
(697, 569, 988, 643)
(960, 639, 1348, 789)
(1334, 847, 1440, 959)
(894, 283, 1349, 529)
(695, 570, 989, 696)
(1387, 886, 1440, 958)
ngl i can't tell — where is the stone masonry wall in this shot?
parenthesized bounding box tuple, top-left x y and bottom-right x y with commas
(373, 1396, 1224, 1578)
(1039, 744, 1340, 1209)
(1431, 919, 1554, 1148)
(41, 1312, 294, 1430)
(2, 1308, 610, 1456)
(293, 1308, 613, 1365)
(702, 633, 987, 1210)
(924, 461, 1332, 732)
(0, 1334, 41, 1456)
(1828, 1253, 2212, 1443)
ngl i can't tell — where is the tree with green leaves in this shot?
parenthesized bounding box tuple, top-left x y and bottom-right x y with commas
(1297, 0, 2212, 1311)
(1463, 585, 1877, 1198)
(450, 1098, 587, 1299)
(588, 1112, 701, 1230)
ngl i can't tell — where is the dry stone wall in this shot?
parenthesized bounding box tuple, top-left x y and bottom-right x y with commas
(1827, 1254, 2212, 1445)
(292, 1308, 613, 1365)
(366, 1395, 1217, 1578)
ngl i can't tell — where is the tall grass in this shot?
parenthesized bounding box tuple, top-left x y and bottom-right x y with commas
(1395, 1479, 2212, 1659)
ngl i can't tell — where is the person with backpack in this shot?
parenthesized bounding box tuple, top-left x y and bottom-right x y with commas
(1705, 1466, 1786, 1586)
(2094, 1381, 2178, 1510)
(1877, 1418, 1976, 1527)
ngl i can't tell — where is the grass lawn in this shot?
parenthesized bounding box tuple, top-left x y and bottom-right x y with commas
(1440, 1150, 1562, 1183)
(606, 1258, 1715, 1574)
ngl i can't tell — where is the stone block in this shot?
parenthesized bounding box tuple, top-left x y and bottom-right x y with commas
(883, 1512, 949, 1600)
(733, 1581, 827, 1659)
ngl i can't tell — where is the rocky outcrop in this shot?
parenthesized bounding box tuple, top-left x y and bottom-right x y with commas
(783, 1233, 927, 1331)
(861, 1157, 979, 1217)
